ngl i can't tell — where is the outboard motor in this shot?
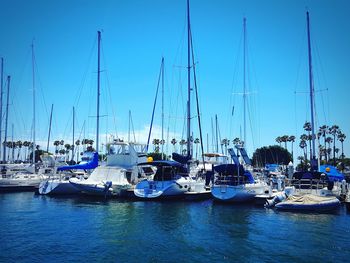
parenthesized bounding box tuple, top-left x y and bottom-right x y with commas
(265, 186, 295, 208)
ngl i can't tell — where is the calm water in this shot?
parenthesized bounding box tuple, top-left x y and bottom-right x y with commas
(0, 192, 349, 263)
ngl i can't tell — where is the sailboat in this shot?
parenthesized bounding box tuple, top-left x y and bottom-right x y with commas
(211, 18, 269, 202)
(0, 44, 45, 192)
(272, 12, 340, 212)
(68, 32, 151, 197)
(134, 0, 210, 200)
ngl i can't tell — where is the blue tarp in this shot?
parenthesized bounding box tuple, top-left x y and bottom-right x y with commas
(265, 164, 280, 172)
(57, 152, 99, 171)
(319, 165, 345, 182)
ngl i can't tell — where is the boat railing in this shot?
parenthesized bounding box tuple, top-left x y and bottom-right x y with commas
(286, 178, 328, 193)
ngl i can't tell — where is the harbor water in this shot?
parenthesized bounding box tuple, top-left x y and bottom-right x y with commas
(1, 192, 349, 262)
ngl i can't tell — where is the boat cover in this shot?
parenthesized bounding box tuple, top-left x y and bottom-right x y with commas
(319, 165, 345, 182)
(275, 194, 340, 211)
(57, 152, 99, 171)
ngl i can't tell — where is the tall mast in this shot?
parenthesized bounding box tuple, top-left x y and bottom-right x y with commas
(306, 11, 317, 171)
(31, 42, 36, 164)
(128, 110, 131, 142)
(3, 76, 10, 163)
(243, 17, 247, 146)
(186, 0, 191, 157)
(72, 106, 75, 161)
(161, 57, 164, 159)
(96, 31, 101, 154)
(0, 58, 3, 161)
(46, 104, 53, 153)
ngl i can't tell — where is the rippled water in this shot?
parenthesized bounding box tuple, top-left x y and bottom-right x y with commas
(0, 192, 349, 262)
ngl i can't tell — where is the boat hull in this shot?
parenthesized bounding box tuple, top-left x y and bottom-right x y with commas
(38, 180, 80, 195)
(275, 194, 340, 212)
(211, 183, 267, 202)
(134, 179, 190, 199)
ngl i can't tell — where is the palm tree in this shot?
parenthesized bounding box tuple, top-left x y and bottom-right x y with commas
(288, 135, 295, 161)
(318, 125, 328, 161)
(233, 137, 241, 146)
(170, 138, 177, 152)
(275, 136, 282, 147)
(221, 138, 229, 155)
(194, 138, 200, 160)
(303, 121, 312, 160)
(338, 132, 346, 159)
(75, 139, 81, 162)
(179, 139, 186, 154)
(152, 138, 160, 153)
(329, 125, 339, 165)
(16, 140, 23, 161)
(53, 140, 60, 154)
(299, 140, 307, 161)
(64, 144, 71, 161)
(280, 135, 289, 149)
(22, 141, 30, 161)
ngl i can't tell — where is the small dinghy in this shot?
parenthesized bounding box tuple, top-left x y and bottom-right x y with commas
(275, 194, 340, 212)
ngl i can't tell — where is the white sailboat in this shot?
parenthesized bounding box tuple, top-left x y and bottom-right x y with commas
(0, 44, 44, 192)
(134, 0, 210, 200)
(270, 12, 340, 212)
(70, 140, 149, 197)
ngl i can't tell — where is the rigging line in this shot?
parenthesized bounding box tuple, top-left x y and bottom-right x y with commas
(101, 39, 118, 138)
(313, 38, 329, 124)
(73, 35, 97, 109)
(146, 58, 162, 151)
(229, 26, 244, 139)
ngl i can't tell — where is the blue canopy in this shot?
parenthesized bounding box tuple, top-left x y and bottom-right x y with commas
(57, 152, 98, 171)
(265, 164, 280, 172)
(319, 165, 345, 182)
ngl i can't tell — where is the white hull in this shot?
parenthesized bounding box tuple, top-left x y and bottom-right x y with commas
(134, 177, 191, 199)
(0, 173, 43, 192)
(212, 182, 268, 202)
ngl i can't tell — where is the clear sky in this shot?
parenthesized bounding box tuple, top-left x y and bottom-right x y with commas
(0, 0, 349, 161)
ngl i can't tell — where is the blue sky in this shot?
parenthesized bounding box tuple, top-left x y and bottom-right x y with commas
(0, 0, 349, 161)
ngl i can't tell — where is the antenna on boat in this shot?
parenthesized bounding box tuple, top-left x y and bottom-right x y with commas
(96, 31, 101, 154)
(161, 57, 164, 160)
(306, 11, 317, 171)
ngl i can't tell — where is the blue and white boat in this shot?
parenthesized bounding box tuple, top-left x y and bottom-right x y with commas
(38, 152, 98, 195)
(134, 160, 191, 199)
(70, 141, 150, 197)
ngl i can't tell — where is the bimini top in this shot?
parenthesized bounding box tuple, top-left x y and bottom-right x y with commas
(214, 164, 255, 183)
(319, 165, 345, 182)
(57, 152, 99, 171)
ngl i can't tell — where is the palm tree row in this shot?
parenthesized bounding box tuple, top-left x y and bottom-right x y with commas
(297, 122, 346, 166)
(1, 140, 34, 162)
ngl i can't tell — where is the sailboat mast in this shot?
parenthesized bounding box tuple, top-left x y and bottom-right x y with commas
(243, 17, 247, 146)
(31, 43, 36, 164)
(306, 11, 317, 170)
(186, 0, 191, 157)
(161, 57, 164, 159)
(0, 58, 3, 160)
(3, 76, 10, 163)
(96, 31, 101, 154)
(72, 106, 75, 161)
